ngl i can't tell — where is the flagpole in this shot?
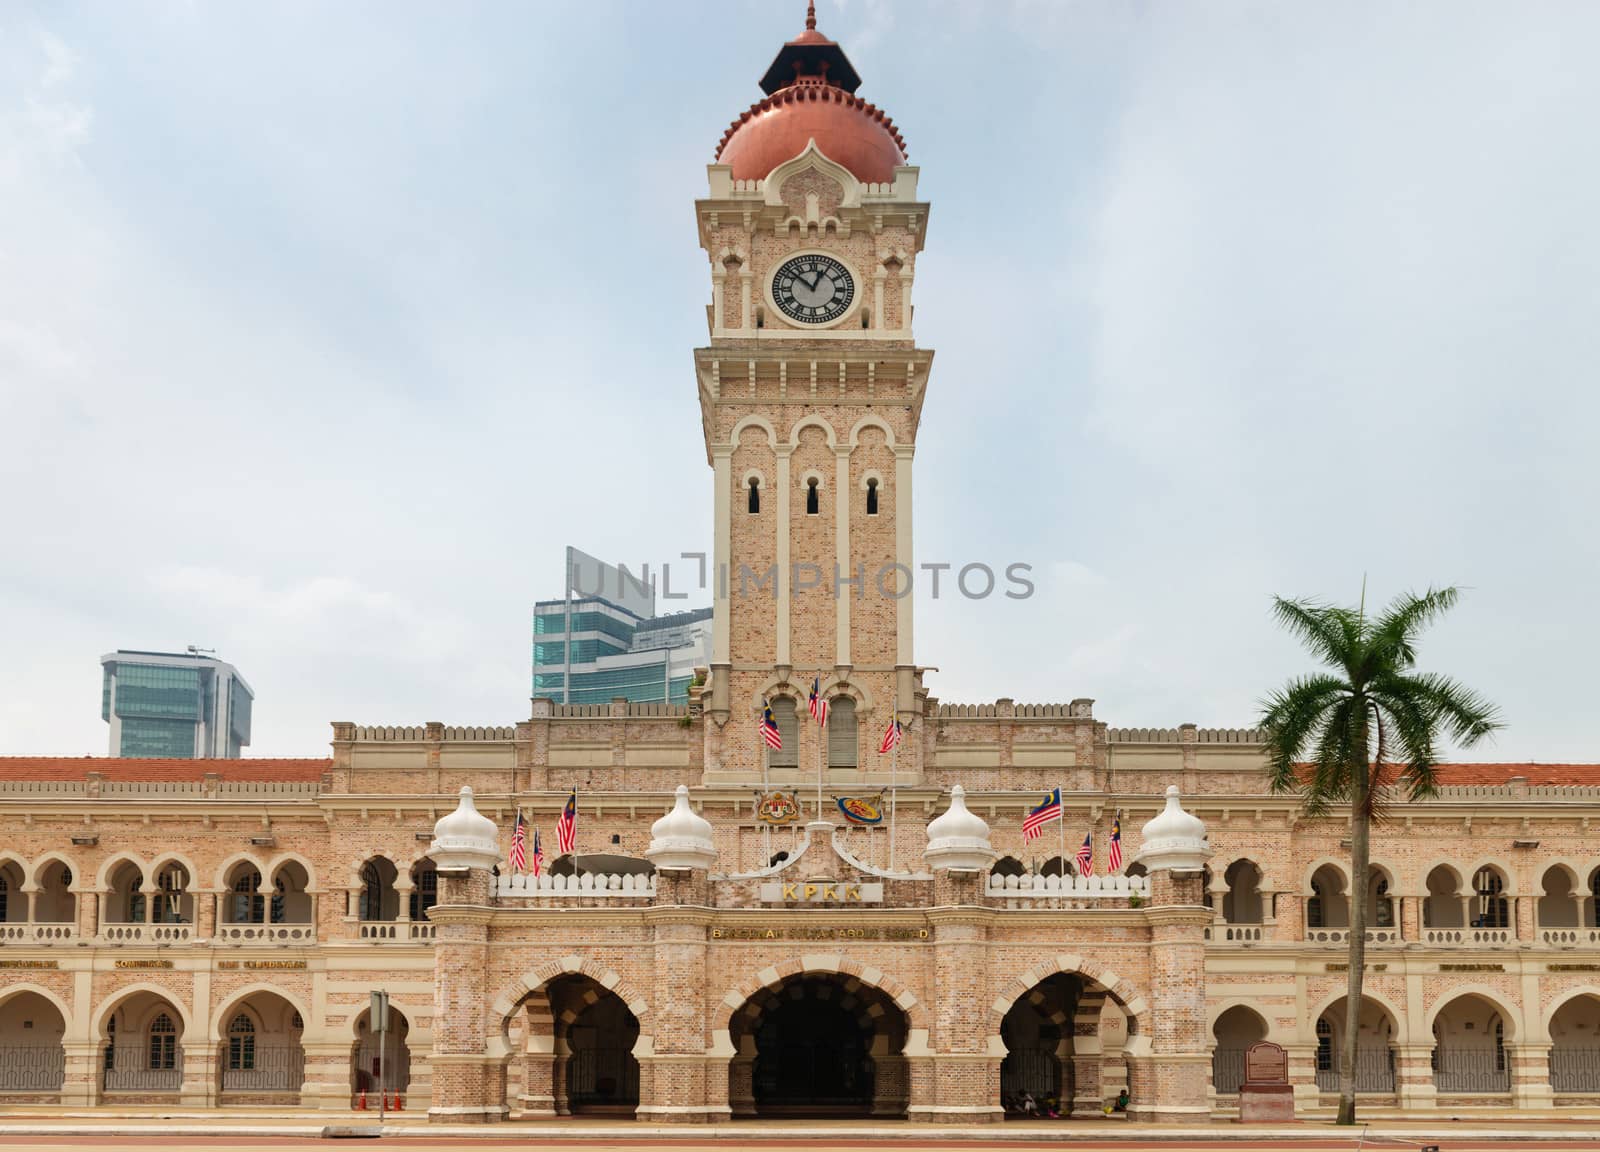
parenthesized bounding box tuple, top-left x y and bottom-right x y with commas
(762, 738, 771, 866)
(816, 672, 824, 822)
(888, 696, 898, 875)
(1058, 781, 1066, 884)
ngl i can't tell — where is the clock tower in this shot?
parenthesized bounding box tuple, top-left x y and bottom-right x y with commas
(695, 4, 933, 784)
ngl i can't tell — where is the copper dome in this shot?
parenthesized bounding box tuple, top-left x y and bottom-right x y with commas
(715, 4, 908, 185)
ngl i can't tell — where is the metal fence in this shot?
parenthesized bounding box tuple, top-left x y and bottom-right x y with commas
(1432, 1048, 1509, 1093)
(1000, 1048, 1061, 1102)
(1550, 1047, 1600, 1093)
(102, 1045, 183, 1092)
(220, 1044, 304, 1094)
(0, 1046, 65, 1091)
(567, 1046, 639, 1108)
(1314, 1047, 1396, 1093)
(352, 1043, 411, 1095)
(1213, 1048, 1247, 1094)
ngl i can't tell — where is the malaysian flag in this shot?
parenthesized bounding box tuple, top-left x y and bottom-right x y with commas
(759, 700, 783, 750)
(508, 809, 527, 872)
(808, 677, 829, 726)
(1022, 788, 1062, 842)
(1107, 812, 1123, 873)
(1075, 832, 1095, 877)
(556, 790, 577, 854)
(877, 715, 903, 754)
(530, 828, 544, 878)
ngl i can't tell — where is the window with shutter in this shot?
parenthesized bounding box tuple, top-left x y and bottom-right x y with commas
(828, 699, 857, 768)
(769, 698, 798, 768)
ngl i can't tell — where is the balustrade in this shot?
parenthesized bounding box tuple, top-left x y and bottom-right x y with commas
(214, 923, 315, 943)
(1422, 927, 1513, 946)
(0, 923, 77, 944)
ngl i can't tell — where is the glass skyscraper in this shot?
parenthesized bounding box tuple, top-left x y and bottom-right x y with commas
(532, 548, 712, 706)
(100, 650, 254, 758)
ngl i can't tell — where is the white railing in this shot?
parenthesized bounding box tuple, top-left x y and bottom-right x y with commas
(102, 924, 193, 944)
(356, 921, 436, 941)
(496, 873, 656, 898)
(0, 922, 77, 944)
(214, 923, 316, 943)
(1305, 927, 1402, 945)
(1209, 924, 1265, 943)
(1423, 927, 1513, 946)
(984, 873, 1151, 898)
(1541, 927, 1600, 947)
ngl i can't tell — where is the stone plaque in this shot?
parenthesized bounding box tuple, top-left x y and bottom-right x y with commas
(1244, 1040, 1288, 1085)
(1238, 1041, 1294, 1124)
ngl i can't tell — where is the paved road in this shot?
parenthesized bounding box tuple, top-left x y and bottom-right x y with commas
(8, 1138, 1600, 1152)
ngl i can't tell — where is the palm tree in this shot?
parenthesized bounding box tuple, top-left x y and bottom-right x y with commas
(1261, 586, 1500, 1125)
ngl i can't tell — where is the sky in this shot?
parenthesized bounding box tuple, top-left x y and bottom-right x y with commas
(2, 1, 1597, 762)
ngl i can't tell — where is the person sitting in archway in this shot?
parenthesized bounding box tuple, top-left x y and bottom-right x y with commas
(1113, 1087, 1130, 1112)
(1018, 1090, 1037, 1115)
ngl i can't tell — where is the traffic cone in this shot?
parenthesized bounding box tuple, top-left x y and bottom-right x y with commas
(357, 1089, 367, 1110)
(391, 1092, 402, 1111)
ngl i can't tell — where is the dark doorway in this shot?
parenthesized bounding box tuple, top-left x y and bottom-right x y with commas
(740, 974, 906, 1118)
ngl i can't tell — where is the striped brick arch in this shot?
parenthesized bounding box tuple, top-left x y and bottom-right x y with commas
(490, 956, 650, 1033)
(989, 954, 1152, 1047)
(717, 954, 928, 1036)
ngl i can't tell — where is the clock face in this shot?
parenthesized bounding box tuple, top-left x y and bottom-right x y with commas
(772, 254, 855, 325)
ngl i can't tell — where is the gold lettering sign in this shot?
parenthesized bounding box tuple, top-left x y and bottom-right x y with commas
(244, 960, 307, 969)
(760, 881, 882, 903)
(0, 960, 59, 969)
(114, 959, 174, 969)
(710, 926, 929, 941)
(1439, 963, 1505, 972)
(1549, 964, 1600, 972)
(1325, 963, 1387, 973)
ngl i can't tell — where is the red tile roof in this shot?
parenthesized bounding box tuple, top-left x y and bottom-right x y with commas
(1432, 764, 1600, 787)
(0, 757, 330, 782)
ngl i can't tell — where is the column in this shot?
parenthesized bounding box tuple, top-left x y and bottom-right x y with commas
(775, 445, 792, 667)
(1284, 1042, 1320, 1112)
(197, 889, 217, 942)
(1393, 1043, 1438, 1110)
(300, 1039, 356, 1110)
(60, 1040, 100, 1107)
(1069, 989, 1107, 1117)
(428, 867, 500, 1123)
(180, 1040, 219, 1108)
(1273, 893, 1303, 943)
(76, 889, 98, 940)
(637, 906, 720, 1123)
(516, 997, 557, 1117)
(1514, 894, 1533, 942)
(834, 445, 851, 667)
(918, 891, 999, 1124)
(727, 1034, 757, 1118)
(1129, 870, 1211, 1123)
(1509, 1042, 1553, 1110)
(1400, 893, 1421, 942)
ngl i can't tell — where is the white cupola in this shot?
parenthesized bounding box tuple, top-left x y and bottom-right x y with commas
(924, 785, 996, 873)
(645, 785, 718, 873)
(1132, 785, 1211, 873)
(428, 786, 500, 871)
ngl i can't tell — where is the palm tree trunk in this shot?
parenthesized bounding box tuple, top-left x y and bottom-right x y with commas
(1338, 770, 1371, 1125)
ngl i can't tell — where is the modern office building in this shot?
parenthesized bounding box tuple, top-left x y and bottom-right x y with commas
(100, 649, 253, 758)
(532, 547, 712, 705)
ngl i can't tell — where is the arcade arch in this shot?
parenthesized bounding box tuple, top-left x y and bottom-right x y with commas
(728, 972, 908, 1118)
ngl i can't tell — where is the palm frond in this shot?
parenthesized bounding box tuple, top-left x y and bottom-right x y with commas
(1410, 671, 1503, 748)
(1368, 673, 1443, 804)
(1269, 597, 1357, 671)
(1367, 587, 1460, 672)
(1260, 675, 1350, 797)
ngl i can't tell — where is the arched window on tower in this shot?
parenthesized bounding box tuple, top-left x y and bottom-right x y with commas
(827, 699, 857, 768)
(769, 698, 799, 769)
(866, 478, 879, 516)
(1315, 1018, 1333, 1071)
(748, 478, 760, 514)
(805, 477, 819, 516)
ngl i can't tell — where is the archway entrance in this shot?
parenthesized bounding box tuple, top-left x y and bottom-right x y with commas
(730, 974, 908, 1118)
(0, 990, 66, 1094)
(1211, 1005, 1268, 1096)
(352, 1006, 411, 1107)
(504, 974, 639, 1117)
(1000, 974, 1075, 1112)
(995, 973, 1136, 1118)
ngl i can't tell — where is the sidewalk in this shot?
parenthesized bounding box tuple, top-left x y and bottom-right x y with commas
(7, 1110, 1600, 1143)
